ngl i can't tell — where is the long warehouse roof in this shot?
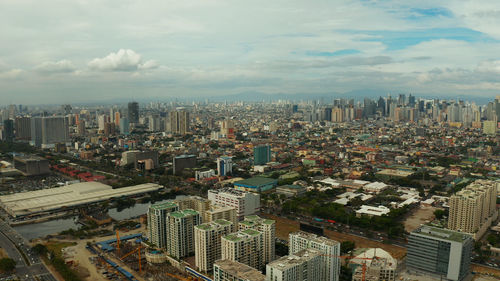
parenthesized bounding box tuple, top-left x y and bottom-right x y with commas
(0, 182, 162, 217)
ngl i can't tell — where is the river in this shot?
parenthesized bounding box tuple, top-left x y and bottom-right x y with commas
(13, 196, 186, 240)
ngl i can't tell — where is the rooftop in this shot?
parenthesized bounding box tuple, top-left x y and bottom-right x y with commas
(268, 249, 321, 270)
(214, 259, 265, 281)
(168, 209, 199, 219)
(234, 176, 278, 187)
(149, 201, 178, 210)
(413, 225, 472, 243)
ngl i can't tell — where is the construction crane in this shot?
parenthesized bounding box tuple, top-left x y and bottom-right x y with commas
(320, 254, 373, 281)
(120, 245, 142, 274)
(116, 230, 121, 256)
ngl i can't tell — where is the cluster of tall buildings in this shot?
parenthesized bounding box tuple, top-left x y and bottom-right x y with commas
(302, 95, 500, 132)
(147, 195, 343, 281)
(448, 180, 499, 239)
(212, 231, 341, 281)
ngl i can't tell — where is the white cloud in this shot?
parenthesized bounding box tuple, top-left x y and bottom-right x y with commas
(34, 60, 76, 74)
(88, 49, 158, 72)
(0, 69, 23, 79)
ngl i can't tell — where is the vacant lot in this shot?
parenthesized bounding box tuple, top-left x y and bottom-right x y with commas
(472, 264, 500, 279)
(264, 214, 407, 259)
(404, 206, 437, 232)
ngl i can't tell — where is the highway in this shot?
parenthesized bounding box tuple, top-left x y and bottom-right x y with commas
(0, 219, 57, 281)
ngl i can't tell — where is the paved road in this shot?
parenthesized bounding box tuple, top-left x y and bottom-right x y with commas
(0, 219, 57, 281)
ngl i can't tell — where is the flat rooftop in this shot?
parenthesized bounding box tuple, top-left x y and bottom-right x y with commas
(149, 201, 178, 210)
(413, 225, 472, 243)
(214, 259, 265, 281)
(0, 182, 162, 217)
(234, 177, 277, 187)
(169, 209, 199, 219)
(268, 248, 321, 270)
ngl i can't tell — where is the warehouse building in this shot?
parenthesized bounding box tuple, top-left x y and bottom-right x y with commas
(0, 182, 162, 218)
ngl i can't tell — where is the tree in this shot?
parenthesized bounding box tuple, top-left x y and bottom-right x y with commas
(32, 244, 48, 255)
(340, 241, 355, 255)
(0, 258, 16, 272)
(434, 209, 447, 220)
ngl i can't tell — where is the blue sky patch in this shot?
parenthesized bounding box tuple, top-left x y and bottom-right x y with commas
(407, 7, 453, 19)
(349, 28, 496, 50)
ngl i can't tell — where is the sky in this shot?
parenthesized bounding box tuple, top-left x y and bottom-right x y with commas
(1, 0, 500, 104)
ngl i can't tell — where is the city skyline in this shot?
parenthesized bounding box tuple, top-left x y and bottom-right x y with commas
(2, 1, 500, 104)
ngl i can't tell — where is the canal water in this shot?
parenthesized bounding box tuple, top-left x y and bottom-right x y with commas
(14, 196, 186, 240)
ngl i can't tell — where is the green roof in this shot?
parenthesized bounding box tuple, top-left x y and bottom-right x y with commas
(196, 224, 213, 231)
(234, 177, 277, 187)
(224, 233, 243, 242)
(214, 219, 232, 226)
(415, 226, 472, 243)
(262, 219, 275, 225)
(240, 221, 254, 227)
(149, 201, 178, 210)
(169, 209, 199, 219)
(245, 215, 260, 221)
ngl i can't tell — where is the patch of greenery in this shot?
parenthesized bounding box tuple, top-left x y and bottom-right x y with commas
(0, 258, 16, 272)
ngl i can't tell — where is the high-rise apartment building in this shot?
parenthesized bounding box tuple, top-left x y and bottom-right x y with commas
(14, 117, 31, 141)
(266, 248, 322, 281)
(169, 110, 190, 134)
(253, 144, 271, 165)
(407, 226, 473, 281)
(175, 196, 210, 215)
(119, 117, 130, 135)
(194, 219, 233, 272)
(204, 205, 238, 232)
(289, 231, 341, 281)
(217, 156, 233, 176)
(127, 102, 139, 124)
(239, 215, 275, 264)
(2, 120, 14, 142)
(30, 116, 69, 148)
(213, 259, 265, 281)
(221, 229, 264, 270)
(166, 209, 201, 259)
(448, 180, 499, 239)
(147, 202, 179, 248)
(208, 188, 260, 219)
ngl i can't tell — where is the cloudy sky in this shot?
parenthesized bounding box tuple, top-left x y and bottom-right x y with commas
(1, 0, 500, 104)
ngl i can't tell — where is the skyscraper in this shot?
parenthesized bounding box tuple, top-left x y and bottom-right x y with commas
(289, 231, 341, 281)
(217, 156, 233, 176)
(147, 202, 179, 248)
(448, 180, 498, 239)
(407, 226, 473, 281)
(253, 144, 271, 165)
(169, 110, 190, 134)
(14, 117, 31, 141)
(166, 209, 201, 259)
(3, 120, 14, 142)
(127, 102, 139, 124)
(221, 229, 264, 270)
(266, 248, 322, 281)
(238, 215, 276, 264)
(194, 219, 233, 272)
(30, 116, 69, 148)
(119, 117, 130, 135)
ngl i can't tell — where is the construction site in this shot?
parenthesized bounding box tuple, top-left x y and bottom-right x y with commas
(82, 231, 207, 281)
